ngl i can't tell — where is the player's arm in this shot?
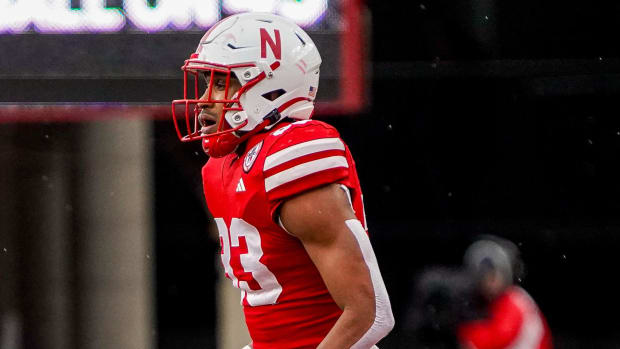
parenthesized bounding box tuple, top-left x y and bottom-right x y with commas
(280, 183, 394, 349)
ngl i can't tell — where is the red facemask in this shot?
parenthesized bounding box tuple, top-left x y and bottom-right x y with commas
(172, 54, 279, 157)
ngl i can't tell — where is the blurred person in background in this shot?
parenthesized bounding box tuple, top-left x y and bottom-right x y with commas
(405, 266, 483, 349)
(171, 12, 394, 349)
(406, 235, 552, 349)
(458, 236, 553, 349)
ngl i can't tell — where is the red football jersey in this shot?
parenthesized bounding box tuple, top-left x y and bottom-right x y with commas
(458, 286, 553, 349)
(202, 119, 368, 349)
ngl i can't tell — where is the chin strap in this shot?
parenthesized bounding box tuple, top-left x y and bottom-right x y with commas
(261, 108, 281, 125)
(206, 109, 281, 158)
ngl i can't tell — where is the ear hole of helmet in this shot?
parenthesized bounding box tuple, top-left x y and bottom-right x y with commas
(261, 89, 286, 101)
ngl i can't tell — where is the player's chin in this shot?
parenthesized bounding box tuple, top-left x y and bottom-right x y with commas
(201, 125, 218, 135)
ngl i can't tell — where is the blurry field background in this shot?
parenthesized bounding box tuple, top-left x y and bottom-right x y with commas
(2, 1, 620, 348)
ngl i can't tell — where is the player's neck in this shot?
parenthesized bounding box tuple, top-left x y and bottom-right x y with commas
(235, 143, 246, 157)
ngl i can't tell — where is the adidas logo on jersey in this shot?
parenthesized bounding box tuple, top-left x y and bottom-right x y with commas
(236, 178, 246, 192)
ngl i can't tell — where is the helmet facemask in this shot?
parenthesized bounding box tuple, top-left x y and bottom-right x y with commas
(172, 57, 276, 158)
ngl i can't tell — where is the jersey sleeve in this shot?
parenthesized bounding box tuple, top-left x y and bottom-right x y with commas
(262, 120, 351, 216)
(457, 292, 524, 349)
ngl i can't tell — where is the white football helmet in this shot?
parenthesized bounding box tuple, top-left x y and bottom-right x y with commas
(463, 235, 524, 284)
(172, 12, 322, 157)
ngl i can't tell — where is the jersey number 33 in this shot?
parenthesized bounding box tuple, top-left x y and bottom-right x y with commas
(215, 218, 283, 306)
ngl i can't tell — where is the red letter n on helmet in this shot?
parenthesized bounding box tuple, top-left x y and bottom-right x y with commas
(260, 28, 282, 60)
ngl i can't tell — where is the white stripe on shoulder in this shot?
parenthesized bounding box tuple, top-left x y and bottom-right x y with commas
(264, 156, 348, 192)
(264, 137, 345, 171)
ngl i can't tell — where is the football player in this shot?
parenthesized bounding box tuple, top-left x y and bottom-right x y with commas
(172, 12, 394, 349)
(458, 236, 553, 349)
